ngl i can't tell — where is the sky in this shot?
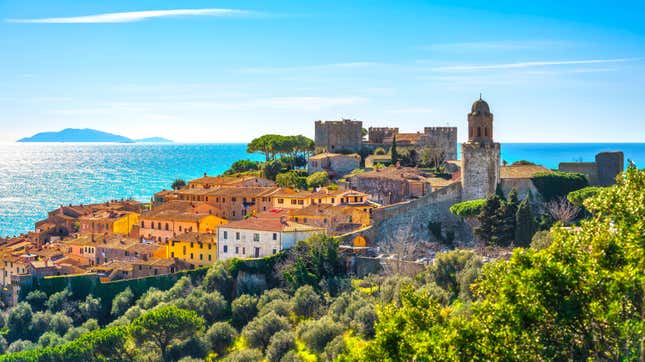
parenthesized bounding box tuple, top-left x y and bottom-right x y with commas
(1, 0, 644, 143)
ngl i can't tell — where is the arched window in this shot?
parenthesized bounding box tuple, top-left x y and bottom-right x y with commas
(165, 223, 169, 231)
(157, 222, 162, 230)
(484, 127, 488, 137)
(477, 127, 481, 137)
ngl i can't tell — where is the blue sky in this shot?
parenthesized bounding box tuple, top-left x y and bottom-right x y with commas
(1, 0, 644, 143)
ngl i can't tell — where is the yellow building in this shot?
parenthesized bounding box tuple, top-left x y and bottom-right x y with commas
(139, 201, 228, 242)
(166, 232, 217, 267)
(79, 211, 140, 236)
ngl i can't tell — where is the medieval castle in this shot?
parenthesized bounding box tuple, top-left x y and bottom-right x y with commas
(315, 96, 500, 200)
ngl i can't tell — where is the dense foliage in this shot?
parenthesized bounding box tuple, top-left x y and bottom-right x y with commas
(531, 171, 589, 201)
(449, 199, 486, 218)
(247, 134, 314, 162)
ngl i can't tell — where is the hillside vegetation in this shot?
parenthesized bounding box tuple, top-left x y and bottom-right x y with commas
(0, 166, 642, 361)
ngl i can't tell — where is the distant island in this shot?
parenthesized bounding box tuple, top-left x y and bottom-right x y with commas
(17, 128, 173, 143)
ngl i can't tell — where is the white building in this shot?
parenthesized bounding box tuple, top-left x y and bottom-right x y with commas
(217, 212, 325, 260)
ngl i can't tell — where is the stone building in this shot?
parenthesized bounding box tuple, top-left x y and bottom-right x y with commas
(314, 119, 363, 153)
(558, 151, 624, 186)
(366, 126, 458, 160)
(461, 97, 501, 201)
(308, 152, 361, 177)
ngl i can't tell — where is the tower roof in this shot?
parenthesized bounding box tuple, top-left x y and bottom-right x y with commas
(471, 97, 490, 115)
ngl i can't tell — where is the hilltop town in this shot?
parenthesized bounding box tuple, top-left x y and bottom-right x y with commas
(0, 97, 624, 306)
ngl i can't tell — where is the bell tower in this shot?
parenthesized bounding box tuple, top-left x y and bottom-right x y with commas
(461, 96, 501, 200)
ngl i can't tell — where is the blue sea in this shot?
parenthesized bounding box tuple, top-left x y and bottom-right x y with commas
(0, 142, 643, 237)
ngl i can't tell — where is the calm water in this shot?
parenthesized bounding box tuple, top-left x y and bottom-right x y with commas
(0, 142, 643, 237)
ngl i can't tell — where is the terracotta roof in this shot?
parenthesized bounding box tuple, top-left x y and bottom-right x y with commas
(207, 186, 279, 198)
(221, 214, 325, 233)
(188, 175, 259, 186)
(500, 165, 552, 179)
(425, 177, 456, 188)
(349, 166, 425, 181)
(273, 187, 365, 199)
(133, 258, 177, 267)
(143, 201, 219, 221)
(170, 232, 217, 244)
(309, 152, 359, 160)
(79, 210, 137, 221)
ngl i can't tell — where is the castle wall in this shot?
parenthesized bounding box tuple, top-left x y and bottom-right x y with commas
(461, 142, 500, 201)
(369, 182, 469, 244)
(420, 127, 458, 160)
(595, 152, 624, 186)
(314, 120, 363, 153)
(558, 162, 598, 185)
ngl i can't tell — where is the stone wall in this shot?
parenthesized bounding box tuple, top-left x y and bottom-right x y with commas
(421, 127, 458, 160)
(595, 152, 624, 186)
(558, 162, 598, 184)
(314, 119, 363, 153)
(370, 182, 468, 244)
(461, 142, 500, 201)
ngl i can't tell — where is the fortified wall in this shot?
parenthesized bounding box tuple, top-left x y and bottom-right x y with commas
(368, 182, 468, 244)
(558, 151, 624, 186)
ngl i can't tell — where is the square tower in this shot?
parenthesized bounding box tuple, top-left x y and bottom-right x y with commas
(461, 97, 501, 200)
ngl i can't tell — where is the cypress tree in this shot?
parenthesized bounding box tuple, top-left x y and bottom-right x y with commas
(515, 197, 534, 247)
(391, 135, 398, 164)
(475, 195, 501, 243)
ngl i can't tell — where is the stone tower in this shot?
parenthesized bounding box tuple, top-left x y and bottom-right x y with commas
(461, 97, 501, 200)
(314, 119, 363, 153)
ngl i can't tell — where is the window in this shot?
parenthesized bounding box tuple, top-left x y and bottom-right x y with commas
(190, 242, 194, 248)
(141, 221, 145, 228)
(171, 252, 175, 258)
(223, 245, 228, 253)
(223, 231, 228, 239)
(208, 255, 212, 261)
(232, 211, 236, 217)
(242, 247, 246, 255)
(200, 254, 203, 260)
(253, 233, 260, 242)
(235, 246, 239, 254)
(165, 223, 169, 231)
(485, 127, 489, 137)
(298, 200, 304, 205)
(272, 233, 277, 240)
(179, 226, 182, 232)
(232, 197, 237, 202)
(272, 249, 277, 254)
(331, 198, 335, 203)
(477, 127, 482, 137)
(291, 200, 297, 205)
(183, 246, 186, 254)
(236, 232, 240, 240)
(254, 247, 260, 258)
(278, 199, 284, 204)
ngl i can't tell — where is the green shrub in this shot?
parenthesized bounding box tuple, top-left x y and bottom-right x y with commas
(306, 171, 329, 188)
(531, 171, 588, 201)
(266, 330, 296, 362)
(297, 317, 343, 354)
(292, 285, 321, 318)
(374, 147, 386, 155)
(242, 311, 291, 350)
(204, 322, 237, 355)
(449, 199, 486, 218)
(222, 348, 264, 362)
(231, 294, 259, 329)
(567, 186, 604, 207)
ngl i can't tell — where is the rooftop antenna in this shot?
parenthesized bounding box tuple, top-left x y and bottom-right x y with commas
(479, 92, 482, 100)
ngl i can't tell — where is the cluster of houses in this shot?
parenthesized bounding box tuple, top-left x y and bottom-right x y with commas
(5, 98, 614, 305)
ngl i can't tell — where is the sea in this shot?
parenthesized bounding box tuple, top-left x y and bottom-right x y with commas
(0, 142, 643, 237)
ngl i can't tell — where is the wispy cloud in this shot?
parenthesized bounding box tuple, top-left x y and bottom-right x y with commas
(431, 58, 639, 72)
(7, 8, 252, 24)
(419, 40, 569, 51)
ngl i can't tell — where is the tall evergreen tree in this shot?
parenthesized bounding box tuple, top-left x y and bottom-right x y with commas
(514, 196, 534, 247)
(475, 195, 501, 243)
(391, 135, 398, 164)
